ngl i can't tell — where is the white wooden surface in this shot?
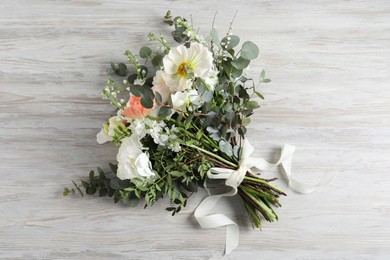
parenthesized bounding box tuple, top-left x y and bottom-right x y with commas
(1, 0, 390, 259)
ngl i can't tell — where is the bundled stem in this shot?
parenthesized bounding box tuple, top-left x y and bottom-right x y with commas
(238, 173, 286, 229)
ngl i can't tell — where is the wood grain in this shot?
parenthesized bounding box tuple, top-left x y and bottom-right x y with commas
(1, 0, 389, 259)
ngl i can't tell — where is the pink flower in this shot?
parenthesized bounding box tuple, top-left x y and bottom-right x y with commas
(122, 96, 151, 119)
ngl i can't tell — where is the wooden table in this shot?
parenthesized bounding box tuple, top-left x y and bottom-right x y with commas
(1, 1, 389, 259)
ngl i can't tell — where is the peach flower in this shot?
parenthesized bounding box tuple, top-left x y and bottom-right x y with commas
(122, 96, 151, 119)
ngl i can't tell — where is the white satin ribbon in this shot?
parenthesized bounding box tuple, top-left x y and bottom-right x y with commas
(194, 139, 338, 254)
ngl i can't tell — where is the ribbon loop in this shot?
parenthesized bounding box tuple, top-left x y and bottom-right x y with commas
(194, 141, 337, 254)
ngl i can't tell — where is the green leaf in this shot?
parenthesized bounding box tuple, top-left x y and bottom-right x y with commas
(247, 100, 260, 109)
(139, 46, 152, 58)
(231, 57, 250, 70)
(152, 54, 163, 67)
(210, 28, 221, 49)
(129, 196, 139, 207)
(63, 187, 70, 196)
(222, 35, 240, 50)
(170, 171, 183, 177)
(166, 207, 176, 212)
(231, 67, 243, 78)
(140, 95, 154, 109)
(110, 62, 116, 71)
(130, 85, 143, 96)
(109, 163, 118, 173)
(117, 63, 127, 76)
(144, 76, 153, 87)
(241, 41, 259, 60)
(219, 140, 233, 157)
(254, 90, 264, 99)
(158, 106, 172, 118)
(89, 171, 95, 185)
(127, 74, 137, 84)
(86, 186, 96, 195)
(99, 188, 108, 197)
(110, 178, 129, 189)
(262, 79, 271, 83)
(155, 91, 162, 104)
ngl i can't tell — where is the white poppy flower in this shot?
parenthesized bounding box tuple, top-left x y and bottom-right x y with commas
(162, 42, 213, 92)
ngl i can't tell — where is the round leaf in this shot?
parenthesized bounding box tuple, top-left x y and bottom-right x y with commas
(139, 46, 152, 58)
(222, 35, 240, 50)
(241, 41, 259, 60)
(141, 96, 154, 109)
(231, 57, 250, 70)
(152, 54, 163, 67)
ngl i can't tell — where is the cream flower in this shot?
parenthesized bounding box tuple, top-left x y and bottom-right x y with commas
(162, 42, 213, 92)
(116, 135, 155, 180)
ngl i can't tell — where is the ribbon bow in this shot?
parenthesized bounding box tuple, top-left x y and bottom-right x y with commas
(194, 139, 337, 254)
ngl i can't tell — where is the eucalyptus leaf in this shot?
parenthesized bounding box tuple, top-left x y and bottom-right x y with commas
(241, 41, 259, 60)
(141, 95, 154, 109)
(130, 85, 143, 96)
(219, 140, 233, 157)
(247, 100, 260, 109)
(152, 54, 163, 67)
(210, 28, 221, 49)
(129, 196, 139, 207)
(158, 106, 172, 118)
(231, 57, 250, 70)
(222, 35, 240, 50)
(139, 46, 152, 58)
(117, 63, 127, 76)
(127, 74, 137, 84)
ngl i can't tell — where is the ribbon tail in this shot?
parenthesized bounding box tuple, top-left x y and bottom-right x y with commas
(194, 195, 239, 255)
(279, 144, 338, 193)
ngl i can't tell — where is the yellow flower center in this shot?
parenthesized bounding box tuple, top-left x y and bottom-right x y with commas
(177, 62, 190, 77)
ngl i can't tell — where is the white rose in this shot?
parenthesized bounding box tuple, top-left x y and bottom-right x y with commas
(116, 136, 155, 180)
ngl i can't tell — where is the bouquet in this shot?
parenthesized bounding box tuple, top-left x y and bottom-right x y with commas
(64, 11, 302, 254)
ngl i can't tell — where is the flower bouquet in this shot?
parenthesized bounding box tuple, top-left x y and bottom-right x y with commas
(65, 11, 297, 254)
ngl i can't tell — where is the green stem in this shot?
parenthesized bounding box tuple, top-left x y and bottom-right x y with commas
(185, 144, 238, 168)
(243, 176, 285, 194)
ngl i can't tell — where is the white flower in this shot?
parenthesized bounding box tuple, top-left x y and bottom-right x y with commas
(128, 119, 147, 139)
(171, 91, 188, 111)
(96, 128, 112, 144)
(116, 136, 155, 180)
(204, 68, 219, 91)
(188, 89, 202, 107)
(96, 116, 124, 144)
(162, 42, 213, 92)
(152, 70, 171, 103)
